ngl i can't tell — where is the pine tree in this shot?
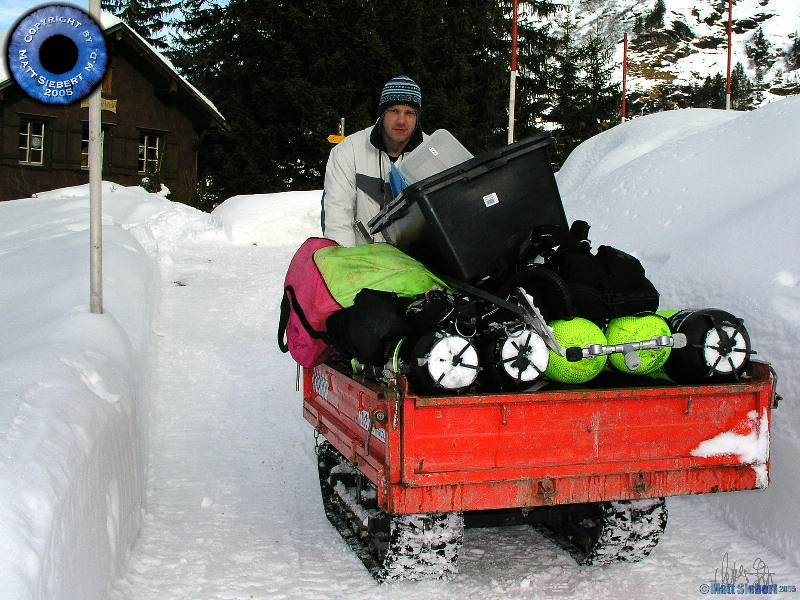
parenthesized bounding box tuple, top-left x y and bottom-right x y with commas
(547, 17, 585, 161)
(544, 18, 618, 166)
(731, 62, 756, 110)
(684, 64, 756, 111)
(645, 0, 666, 30)
(102, 0, 179, 50)
(167, 0, 229, 82)
(168, 0, 567, 206)
(787, 35, 800, 70)
(510, 0, 565, 141)
(746, 27, 773, 70)
(687, 74, 726, 109)
(579, 31, 618, 129)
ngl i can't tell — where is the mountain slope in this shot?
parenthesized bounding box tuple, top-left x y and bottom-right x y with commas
(564, 0, 800, 108)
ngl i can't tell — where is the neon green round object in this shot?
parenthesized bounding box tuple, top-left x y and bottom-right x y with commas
(605, 315, 672, 374)
(545, 318, 607, 383)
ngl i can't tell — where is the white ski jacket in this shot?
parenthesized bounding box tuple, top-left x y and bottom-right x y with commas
(322, 120, 426, 246)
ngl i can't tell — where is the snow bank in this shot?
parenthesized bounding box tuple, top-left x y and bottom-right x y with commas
(211, 190, 323, 246)
(557, 96, 800, 566)
(0, 181, 322, 599)
(0, 184, 197, 600)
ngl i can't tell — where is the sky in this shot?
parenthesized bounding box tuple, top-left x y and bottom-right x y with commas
(0, 1, 86, 30)
(1, 96, 800, 599)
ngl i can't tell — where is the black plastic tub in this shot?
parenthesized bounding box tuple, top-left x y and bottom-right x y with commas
(369, 133, 568, 283)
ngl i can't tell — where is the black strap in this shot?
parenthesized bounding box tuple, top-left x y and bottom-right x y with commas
(278, 291, 291, 352)
(435, 273, 533, 323)
(277, 286, 330, 354)
(436, 272, 564, 354)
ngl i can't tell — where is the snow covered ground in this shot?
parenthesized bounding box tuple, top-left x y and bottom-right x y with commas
(2, 97, 800, 599)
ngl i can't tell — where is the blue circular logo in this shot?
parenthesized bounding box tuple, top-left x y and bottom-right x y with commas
(5, 4, 108, 104)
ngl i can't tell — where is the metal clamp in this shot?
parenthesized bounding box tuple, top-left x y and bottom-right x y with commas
(566, 333, 688, 369)
(537, 478, 557, 504)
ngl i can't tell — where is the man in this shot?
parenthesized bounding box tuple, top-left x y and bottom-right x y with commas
(322, 75, 426, 246)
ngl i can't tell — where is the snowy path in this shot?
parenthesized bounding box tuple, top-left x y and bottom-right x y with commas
(109, 240, 800, 600)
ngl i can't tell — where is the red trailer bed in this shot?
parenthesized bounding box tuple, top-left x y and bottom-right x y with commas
(305, 360, 774, 513)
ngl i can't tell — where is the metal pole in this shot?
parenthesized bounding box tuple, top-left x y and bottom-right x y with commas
(622, 32, 628, 121)
(726, 0, 733, 110)
(507, 0, 519, 144)
(89, 0, 103, 313)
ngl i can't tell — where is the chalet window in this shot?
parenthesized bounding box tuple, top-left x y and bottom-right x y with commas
(19, 120, 46, 165)
(81, 123, 107, 169)
(138, 132, 162, 174)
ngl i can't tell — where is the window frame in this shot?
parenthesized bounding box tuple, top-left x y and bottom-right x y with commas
(18, 118, 49, 166)
(80, 122, 111, 170)
(137, 130, 165, 175)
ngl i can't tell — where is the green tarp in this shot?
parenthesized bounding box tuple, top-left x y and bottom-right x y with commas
(314, 243, 448, 307)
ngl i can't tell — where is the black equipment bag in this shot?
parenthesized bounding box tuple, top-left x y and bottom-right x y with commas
(510, 222, 659, 326)
(326, 289, 415, 366)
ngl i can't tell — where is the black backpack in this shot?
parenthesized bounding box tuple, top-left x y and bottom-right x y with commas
(500, 222, 659, 326)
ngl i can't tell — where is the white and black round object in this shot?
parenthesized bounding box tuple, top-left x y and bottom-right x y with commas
(401, 331, 480, 394)
(663, 309, 752, 384)
(6, 5, 108, 104)
(478, 325, 549, 391)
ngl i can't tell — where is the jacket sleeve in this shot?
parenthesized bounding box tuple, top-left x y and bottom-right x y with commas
(321, 140, 358, 247)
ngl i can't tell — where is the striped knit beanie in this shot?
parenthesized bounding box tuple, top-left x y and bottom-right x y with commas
(379, 75, 421, 113)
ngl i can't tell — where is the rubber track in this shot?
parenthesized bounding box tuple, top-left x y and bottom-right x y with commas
(536, 497, 668, 566)
(316, 441, 464, 582)
(317, 441, 665, 573)
(584, 498, 668, 565)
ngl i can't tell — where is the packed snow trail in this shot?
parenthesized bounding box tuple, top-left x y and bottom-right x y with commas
(109, 238, 800, 600)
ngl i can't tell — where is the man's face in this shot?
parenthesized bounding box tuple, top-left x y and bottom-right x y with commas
(381, 104, 418, 150)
